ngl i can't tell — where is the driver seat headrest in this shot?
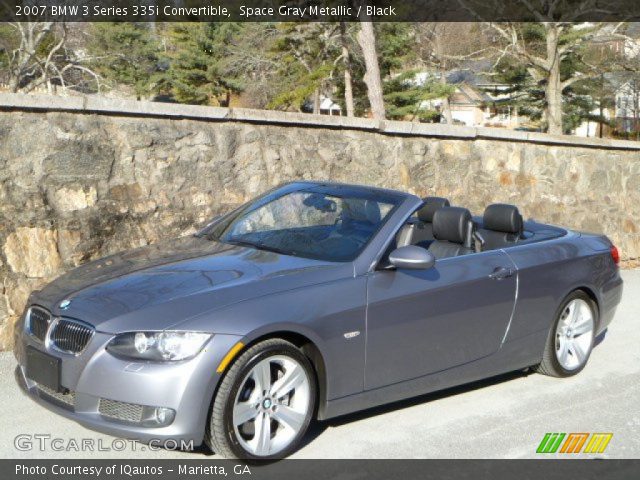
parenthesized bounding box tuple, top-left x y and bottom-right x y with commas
(432, 207, 472, 244)
(417, 196, 451, 223)
(342, 199, 381, 224)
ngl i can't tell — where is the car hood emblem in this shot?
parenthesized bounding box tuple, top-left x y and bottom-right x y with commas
(59, 299, 71, 310)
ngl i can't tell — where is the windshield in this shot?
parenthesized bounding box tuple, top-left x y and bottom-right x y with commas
(207, 188, 398, 262)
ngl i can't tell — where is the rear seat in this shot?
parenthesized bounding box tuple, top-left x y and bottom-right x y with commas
(477, 204, 523, 251)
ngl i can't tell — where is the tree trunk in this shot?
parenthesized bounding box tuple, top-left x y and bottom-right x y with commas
(340, 22, 355, 117)
(434, 29, 453, 125)
(357, 20, 385, 120)
(440, 72, 453, 124)
(9, 75, 19, 93)
(599, 103, 604, 138)
(544, 25, 563, 135)
(313, 89, 321, 114)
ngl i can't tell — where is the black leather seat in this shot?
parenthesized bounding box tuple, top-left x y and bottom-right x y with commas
(428, 207, 474, 259)
(395, 196, 450, 248)
(477, 204, 523, 251)
(337, 199, 382, 243)
(413, 197, 451, 247)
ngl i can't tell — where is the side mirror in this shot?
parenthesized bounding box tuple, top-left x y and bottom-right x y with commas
(388, 245, 436, 270)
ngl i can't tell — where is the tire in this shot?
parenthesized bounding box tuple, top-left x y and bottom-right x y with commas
(535, 290, 597, 377)
(205, 338, 316, 460)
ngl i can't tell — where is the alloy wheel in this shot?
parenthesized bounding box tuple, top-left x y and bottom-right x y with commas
(232, 355, 311, 457)
(554, 298, 594, 371)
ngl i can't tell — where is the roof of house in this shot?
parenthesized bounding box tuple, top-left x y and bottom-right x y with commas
(449, 83, 493, 106)
(319, 96, 341, 111)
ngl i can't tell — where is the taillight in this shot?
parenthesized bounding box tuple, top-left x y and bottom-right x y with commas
(610, 245, 620, 265)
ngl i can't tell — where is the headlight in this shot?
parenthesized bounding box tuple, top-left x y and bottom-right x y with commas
(106, 331, 212, 361)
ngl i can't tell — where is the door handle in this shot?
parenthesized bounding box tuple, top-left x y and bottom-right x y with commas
(489, 266, 514, 280)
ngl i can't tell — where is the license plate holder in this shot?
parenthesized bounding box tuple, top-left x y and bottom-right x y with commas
(26, 346, 61, 392)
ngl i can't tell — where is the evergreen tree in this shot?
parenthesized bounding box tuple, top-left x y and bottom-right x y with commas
(88, 23, 159, 100)
(268, 23, 341, 112)
(384, 71, 454, 121)
(335, 23, 416, 117)
(0, 24, 10, 79)
(492, 23, 616, 134)
(156, 23, 243, 106)
(215, 23, 280, 109)
(470, 18, 613, 134)
(339, 23, 454, 120)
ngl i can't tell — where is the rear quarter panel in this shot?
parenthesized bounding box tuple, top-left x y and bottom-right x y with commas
(503, 231, 622, 362)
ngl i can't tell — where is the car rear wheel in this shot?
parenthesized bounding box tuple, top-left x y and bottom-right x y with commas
(536, 291, 596, 377)
(205, 338, 316, 459)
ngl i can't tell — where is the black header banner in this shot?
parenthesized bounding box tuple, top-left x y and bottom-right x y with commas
(2, 0, 640, 22)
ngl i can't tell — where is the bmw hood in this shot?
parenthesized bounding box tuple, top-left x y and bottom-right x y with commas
(31, 236, 349, 334)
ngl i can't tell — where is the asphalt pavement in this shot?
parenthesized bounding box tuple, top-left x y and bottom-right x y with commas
(1, 270, 639, 459)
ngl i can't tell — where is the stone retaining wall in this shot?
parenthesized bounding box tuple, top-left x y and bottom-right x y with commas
(1, 93, 638, 349)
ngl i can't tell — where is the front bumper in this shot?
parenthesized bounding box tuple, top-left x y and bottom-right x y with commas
(14, 328, 242, 446)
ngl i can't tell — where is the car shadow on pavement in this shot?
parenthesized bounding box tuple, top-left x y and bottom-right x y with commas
(298, 368, 535, 450)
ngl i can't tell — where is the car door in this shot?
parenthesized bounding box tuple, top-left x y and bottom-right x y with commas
(364, 250, 517, 390)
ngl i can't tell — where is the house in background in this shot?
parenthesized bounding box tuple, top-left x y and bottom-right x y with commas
(319, 96, 342, 116)
(573, 72, 640, 138)
(573, 24, 640, 137)
(301, 94, 342, 116)
(447, 82, 522, 129)
(415, 67, 529, 129)
(613, 77, 640, 133)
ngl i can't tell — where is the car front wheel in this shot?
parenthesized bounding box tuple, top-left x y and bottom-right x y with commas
(205, 338, 316, 459)
(536, 291, 596, 377)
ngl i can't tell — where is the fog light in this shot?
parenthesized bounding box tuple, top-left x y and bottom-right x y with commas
(141, 406, 176, 427)
(155, 407, 172, 424)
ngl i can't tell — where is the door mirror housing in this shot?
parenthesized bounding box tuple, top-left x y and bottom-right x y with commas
(388, 245, 436, 270)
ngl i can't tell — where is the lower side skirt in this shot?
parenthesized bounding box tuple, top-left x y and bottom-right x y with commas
(321, 330, 546, 420)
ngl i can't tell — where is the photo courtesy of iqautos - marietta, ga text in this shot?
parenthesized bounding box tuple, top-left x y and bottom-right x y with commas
(0, 1, 639, 479)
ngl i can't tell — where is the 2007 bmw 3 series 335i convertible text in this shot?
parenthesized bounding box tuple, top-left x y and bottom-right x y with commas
(14, 181, 623, 459)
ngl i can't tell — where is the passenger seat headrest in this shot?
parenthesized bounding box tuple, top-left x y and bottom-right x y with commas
(417, 196, 451, 223)
(483, 204, 523, 234)
(365, 200, 381, 224)
(343, 199, 381, 224)
(432, 207, 472, 244)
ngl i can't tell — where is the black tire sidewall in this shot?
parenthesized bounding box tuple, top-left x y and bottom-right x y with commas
(549, 291, 597, 376)
(221, 342, 316, 460)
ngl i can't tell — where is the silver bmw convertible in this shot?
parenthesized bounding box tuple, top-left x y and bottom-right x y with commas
(14, 181, 623, 459)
